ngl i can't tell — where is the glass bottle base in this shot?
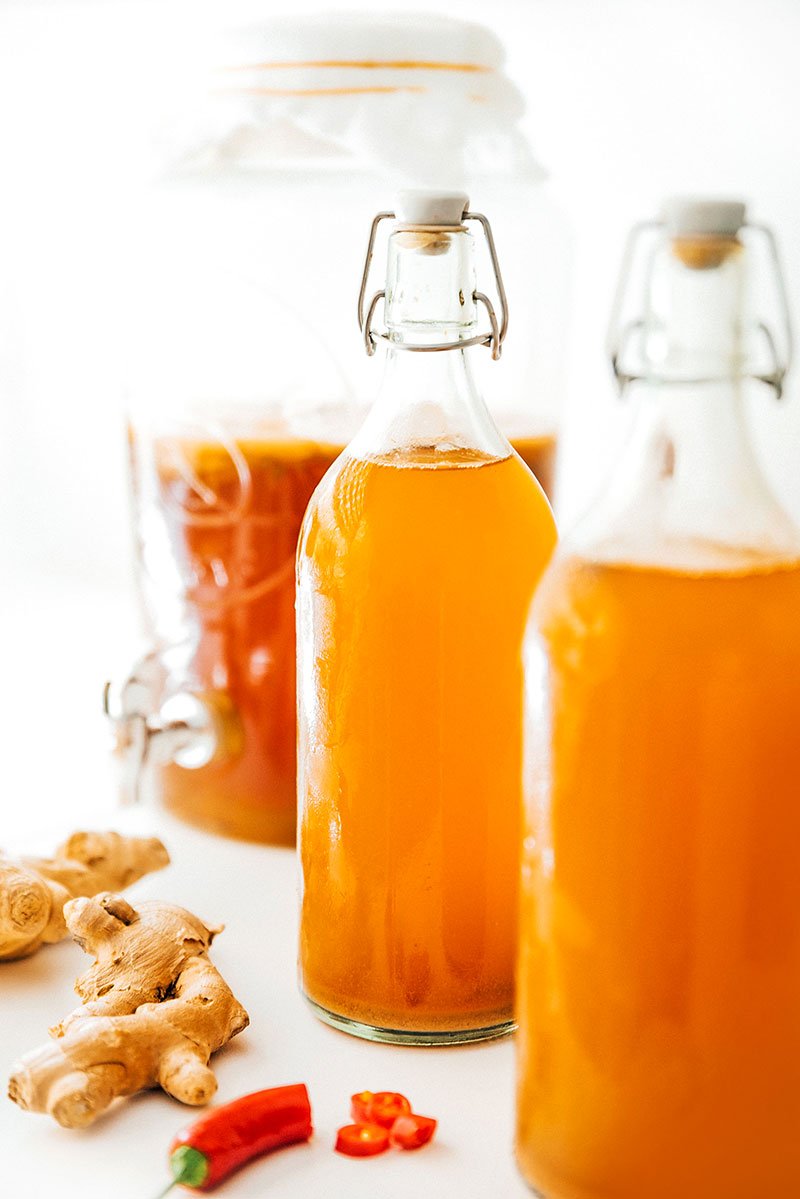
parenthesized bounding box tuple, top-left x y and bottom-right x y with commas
(302, 993, 515, 1046)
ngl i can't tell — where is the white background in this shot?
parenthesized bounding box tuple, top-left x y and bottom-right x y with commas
(2, 0, 800, 603)
(3, 0, 799, 823)
(1, 3, 799, 1197)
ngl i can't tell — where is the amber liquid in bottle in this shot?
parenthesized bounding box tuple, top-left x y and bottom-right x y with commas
(518, 553, 800, 1198)
(298, 445, 555, 1035)
(509, 433, 557, 501)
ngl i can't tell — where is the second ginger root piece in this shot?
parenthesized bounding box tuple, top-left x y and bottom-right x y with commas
(8, 892, 249, 1128)
(0, 831, 170, 960)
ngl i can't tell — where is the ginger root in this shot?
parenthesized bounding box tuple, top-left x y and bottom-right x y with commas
(8, 892, 249, 1128)
(0, 830, 169, 961)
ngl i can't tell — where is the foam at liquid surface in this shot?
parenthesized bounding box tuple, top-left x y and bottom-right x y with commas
(585, 534, 800, 575)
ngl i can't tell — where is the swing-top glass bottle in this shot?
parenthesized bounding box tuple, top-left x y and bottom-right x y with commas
(516, 198, 800, 1198)
(297, 191, 557, 1044)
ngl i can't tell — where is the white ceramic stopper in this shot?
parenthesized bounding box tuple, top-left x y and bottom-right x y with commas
(663, 197, 747, 237)
(395, 190, 470, 227)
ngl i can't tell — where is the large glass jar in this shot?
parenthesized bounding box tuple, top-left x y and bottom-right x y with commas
(516, 200, 800, 1197)
(113, 13, 569, 843)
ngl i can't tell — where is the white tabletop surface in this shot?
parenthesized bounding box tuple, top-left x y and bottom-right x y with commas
(0, 576, 532, 1199)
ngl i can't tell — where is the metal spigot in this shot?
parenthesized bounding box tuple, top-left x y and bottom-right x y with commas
(104, 656, 226, 805)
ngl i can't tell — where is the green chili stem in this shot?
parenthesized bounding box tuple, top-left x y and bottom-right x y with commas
(151, 1182, 177, 1199)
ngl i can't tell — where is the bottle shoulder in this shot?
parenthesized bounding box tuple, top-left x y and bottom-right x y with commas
(528, 549, 800, 643)
(298, 449, 556, 564)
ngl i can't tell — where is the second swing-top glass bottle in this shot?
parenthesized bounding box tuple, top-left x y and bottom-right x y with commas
(517, 198, 800, 1198)
(297, 191, 557, 1044)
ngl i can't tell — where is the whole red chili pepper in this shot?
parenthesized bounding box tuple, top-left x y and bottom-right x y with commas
(164, 1084, 313, 1193)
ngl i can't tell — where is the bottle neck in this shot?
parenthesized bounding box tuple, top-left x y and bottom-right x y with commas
(350, 226, 508, 463)
(386, 226, 478, 345)
(575, 235, 800, 570)
(649, 236, 746, 384)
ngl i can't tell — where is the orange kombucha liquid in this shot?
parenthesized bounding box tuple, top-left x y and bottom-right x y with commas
(517, 554, 800, 1197)
(298, 447, 556, 1037)
(509, 433, 557, 501)
(144, 435, 343, 843)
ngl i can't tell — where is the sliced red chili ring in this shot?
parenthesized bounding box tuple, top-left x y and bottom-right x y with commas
(349, 1090, 412, 1129)
(368, 1091, 412, 1128)
(389, 1114, 438, 1151)
(335, 1122, 391, 1157)
(350, 1091, 375, 1124)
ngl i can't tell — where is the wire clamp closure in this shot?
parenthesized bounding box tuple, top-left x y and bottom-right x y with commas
(607, 218, 793, 399)
(357, 209, 508, 361)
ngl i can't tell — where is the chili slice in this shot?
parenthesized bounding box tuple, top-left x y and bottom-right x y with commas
(350, 1090, 412, 1128)
(368, 1091, 413, 1128)
(350, 1091, 375, 1124)
(389, 1113, 438, 1150)
(335, 1123, 391, 1157)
